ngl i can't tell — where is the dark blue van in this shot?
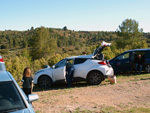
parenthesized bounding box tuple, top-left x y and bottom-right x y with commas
(109, 49, 150, 73)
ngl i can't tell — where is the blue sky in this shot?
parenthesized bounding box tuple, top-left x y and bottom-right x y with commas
(0, 0, 150, 32)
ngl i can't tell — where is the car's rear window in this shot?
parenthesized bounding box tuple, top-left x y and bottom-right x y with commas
(74, 58, 87, 65)
(0, 81, 26, 112)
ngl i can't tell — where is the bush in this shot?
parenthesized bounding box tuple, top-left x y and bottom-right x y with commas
(5, 56, 30, 82)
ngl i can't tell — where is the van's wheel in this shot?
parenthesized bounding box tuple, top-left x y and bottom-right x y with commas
(145, 64, 150, 73)
(87, 71, 104, 85)
(38, 76, 52, 89)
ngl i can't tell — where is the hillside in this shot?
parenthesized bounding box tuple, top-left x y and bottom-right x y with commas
(0, 28, 119, 55)
(0, 28, 149, 55)
(0, 26, 149, 82)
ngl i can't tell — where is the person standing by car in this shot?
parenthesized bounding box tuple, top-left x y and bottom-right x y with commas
(21, 67, 33, 96)
(135, 54, 144, 74)
(66, 61, 75, 88)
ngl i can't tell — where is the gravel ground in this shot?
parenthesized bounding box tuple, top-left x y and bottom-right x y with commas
(33, 77, 150, 113)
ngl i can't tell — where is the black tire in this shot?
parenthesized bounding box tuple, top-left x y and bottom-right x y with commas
(87, 71, 104, 85)
(38, 76, 52, 89)
(145, 64, 150, 73)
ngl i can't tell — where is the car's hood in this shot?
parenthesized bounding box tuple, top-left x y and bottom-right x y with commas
(6, 108, 31, 113)
(34, 68, 51, 75)
(93, 41, 111, 56)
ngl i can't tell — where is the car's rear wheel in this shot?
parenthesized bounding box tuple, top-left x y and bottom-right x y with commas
(145, 64, 150, 73)
(38, 76, 52, 89)
(87, 71, 104, 85)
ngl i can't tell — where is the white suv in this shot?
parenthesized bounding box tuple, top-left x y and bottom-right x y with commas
(33, 41, 114, 89)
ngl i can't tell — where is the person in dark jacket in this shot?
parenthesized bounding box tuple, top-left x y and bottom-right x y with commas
(21, 67, 33, 96)
(66, 61, 75, 88)
(135, 54, 144, 74)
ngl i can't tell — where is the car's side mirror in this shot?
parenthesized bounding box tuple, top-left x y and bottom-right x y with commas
(52, 65, 55, 68)
(28, 94, 39, 103)
(53, 65, 60, 68)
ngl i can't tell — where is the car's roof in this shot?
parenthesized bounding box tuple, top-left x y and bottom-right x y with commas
(67, 54, 93, 59)
(0, 71, 12, 82)
(124, 48, 150, 52)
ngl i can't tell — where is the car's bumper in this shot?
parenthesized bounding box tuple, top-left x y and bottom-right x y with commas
(33, 75, 38, 85)
(105, 67, 114, 78)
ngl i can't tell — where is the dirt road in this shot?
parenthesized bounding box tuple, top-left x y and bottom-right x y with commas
(33, 75, 150, 113)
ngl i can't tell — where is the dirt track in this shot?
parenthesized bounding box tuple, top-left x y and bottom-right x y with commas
(33, 76, 150, 113)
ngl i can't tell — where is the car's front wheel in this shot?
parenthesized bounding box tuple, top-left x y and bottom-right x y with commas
(87, 71, 104, 85)
(38, 75, 52, 89)
(145, 64, 150, 73)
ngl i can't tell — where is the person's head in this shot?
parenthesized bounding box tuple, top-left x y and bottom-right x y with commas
(66, 61, 72, 68)
(82, 52, 86, 55)
(138, 54, 141, 59)
(23, 67, 32, 77)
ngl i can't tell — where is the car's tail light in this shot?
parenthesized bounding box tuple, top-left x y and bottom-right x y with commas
(0, 56, 4, 62)
(98, 61, 107, 65)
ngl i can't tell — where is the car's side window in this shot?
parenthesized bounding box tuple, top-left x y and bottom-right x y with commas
(67, 59, 74, 65)
(55, 59, 67, 68)
(116, 52, 130, 60)
(145, 51, 150, 58)
(130, 52, 135, 62)
(74, 58, 87, 65)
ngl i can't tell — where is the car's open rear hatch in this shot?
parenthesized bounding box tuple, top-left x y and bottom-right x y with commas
(93, 41, 111, 60)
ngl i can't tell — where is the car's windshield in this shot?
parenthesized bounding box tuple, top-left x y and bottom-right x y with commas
(116, 52, 130, 60)
(0, 63, 6, 71)
(0, 81, 26, 112)
(54, 59, 67, 68)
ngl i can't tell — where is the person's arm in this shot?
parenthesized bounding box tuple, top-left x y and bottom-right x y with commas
(31, 83, 33, 93)
(21, 76, 24, 82)
(142, 56, 145, 63)
(31, 77, 34, 93)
